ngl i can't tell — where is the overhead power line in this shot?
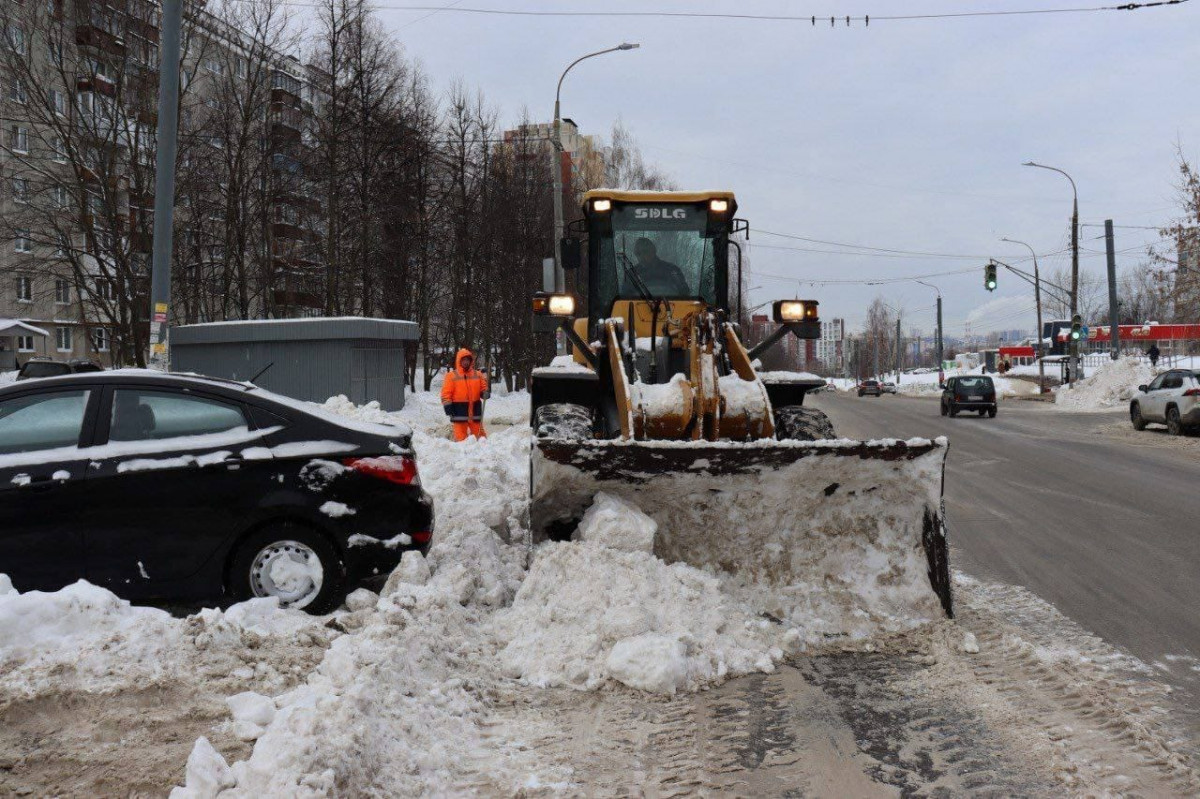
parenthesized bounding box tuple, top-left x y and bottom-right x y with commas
(245, 1, 1191, 21)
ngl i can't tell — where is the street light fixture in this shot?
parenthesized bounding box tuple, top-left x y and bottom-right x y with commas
(1000, 236, 1047, 394)
(1023, 161, 1080, 386)
(551, 43, 640, 295)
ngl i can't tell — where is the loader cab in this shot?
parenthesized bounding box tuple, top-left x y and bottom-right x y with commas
(572, 190, 740, 327)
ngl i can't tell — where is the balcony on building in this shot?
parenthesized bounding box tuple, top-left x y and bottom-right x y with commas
(75, 4, 127, 57)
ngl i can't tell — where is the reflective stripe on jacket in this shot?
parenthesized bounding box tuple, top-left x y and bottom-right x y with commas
(441, 348, 489, 421)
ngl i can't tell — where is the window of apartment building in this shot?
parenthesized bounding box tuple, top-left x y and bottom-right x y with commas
(14, 231, 33, 254)
(52, 184, 68, 207)
(16, 275, 32, 302)
(12, 177, 30, 204)
(210, 135, 224, 150)
(8, 77, 27, 104)
(48, 36, 63, 65)
(5, 25, 27, 55)
(93, 278, 113, 301)
(204, 56, 225, 75)
(56, 326, 72, 352)
(55, 233, 70, 258)
(236, 57, 248, 79)
(48, 88, 67, 116)
(55, 278, 70, 304)
(50, 137, 67, 162)
(91, 327, 110, 352)
(7, 125, 28, 153)
(17, 335, 35, 353)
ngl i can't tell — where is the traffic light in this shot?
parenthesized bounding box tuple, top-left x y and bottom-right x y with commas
(1070, 314, 1082, 341)
(984, 262, 997, 291)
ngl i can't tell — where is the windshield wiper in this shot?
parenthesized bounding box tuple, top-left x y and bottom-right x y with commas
(618, 250, 656, 304)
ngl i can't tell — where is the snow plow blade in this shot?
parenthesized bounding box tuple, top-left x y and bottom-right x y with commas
(531, 438, 953, 618)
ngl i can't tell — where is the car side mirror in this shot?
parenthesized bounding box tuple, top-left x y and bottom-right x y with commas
(559, 237, 582, 271)
(1138, 384, 1148, 392)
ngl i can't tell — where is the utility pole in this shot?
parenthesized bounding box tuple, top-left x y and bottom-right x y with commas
(895, 316, 902, 382)
(148, 0, 182, 369)
(936, 295, 944, 381)
(1105, 220, 1121, 360)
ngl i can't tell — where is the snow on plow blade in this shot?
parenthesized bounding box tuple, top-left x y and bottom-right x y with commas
(531, 438, 953, 619)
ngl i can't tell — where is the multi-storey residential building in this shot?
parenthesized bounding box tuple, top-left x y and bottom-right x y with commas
(815, 317, 844, 374)
(0, 0, 324, 368)
(502, 118, 605, 208)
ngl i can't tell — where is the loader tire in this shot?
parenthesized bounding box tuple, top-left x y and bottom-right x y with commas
(774, 406, 836, 441)
(534, 402, 593, 441)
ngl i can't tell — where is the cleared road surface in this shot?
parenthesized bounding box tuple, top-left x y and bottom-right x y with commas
(809, 389, 1200, 705)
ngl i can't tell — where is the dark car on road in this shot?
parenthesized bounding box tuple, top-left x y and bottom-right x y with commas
(16, 357, 104, 381)
(858, 380, 883, 397)
(941, 375, 997, 418)
(0, 371, 432, 612)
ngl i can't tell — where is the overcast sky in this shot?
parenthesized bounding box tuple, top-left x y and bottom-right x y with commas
(372, 0, 1198, 338)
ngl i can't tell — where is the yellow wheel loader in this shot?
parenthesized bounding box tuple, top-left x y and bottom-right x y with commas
(529, 190, 952, 618)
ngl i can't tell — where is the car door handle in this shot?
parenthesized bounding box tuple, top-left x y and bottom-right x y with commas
(221, 454, 244, 470)
(21, 475, 63, 493)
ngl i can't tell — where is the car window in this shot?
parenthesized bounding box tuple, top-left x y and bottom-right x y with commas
(109, 389, 248, 442)
(0, 390, 90, 455)
(1147, 374, 1166, 391)
(1160, 374, 1183, 390)
(956, 377, 993, 390)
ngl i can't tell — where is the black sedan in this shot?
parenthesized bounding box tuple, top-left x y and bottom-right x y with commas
(0, 371, 433, 612)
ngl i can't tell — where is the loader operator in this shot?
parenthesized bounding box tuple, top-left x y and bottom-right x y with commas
(623, 237, 691, 298)
(441, 348, 489, 441)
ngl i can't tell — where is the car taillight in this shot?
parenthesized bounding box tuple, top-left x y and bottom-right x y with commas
(411, 530, 432, 544)
(1184, 388, 1200, 397)
(342, 455, 419, 486)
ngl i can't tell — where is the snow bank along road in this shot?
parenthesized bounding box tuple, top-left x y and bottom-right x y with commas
(1, 389, 1198, 796)
(811, 390, 1200, 729)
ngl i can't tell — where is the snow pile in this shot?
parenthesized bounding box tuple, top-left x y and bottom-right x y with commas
(496, 539, 785, 694)
(0, 369, 16, 385)
(576, 491, 656, 552)
(0, 580, 328, 701)
(1055, 356, 1155, 411)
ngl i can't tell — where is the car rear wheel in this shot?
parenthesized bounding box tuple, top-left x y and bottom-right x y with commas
(230, 523, 344, 614)
(775, 406, 836, 441)
(1166, 406, 1184, 436)
(948, 404, 959, 418)
(987, 407, 997, 418)
(1130, 402, 1147, 431)
(940, 401, 948, 417)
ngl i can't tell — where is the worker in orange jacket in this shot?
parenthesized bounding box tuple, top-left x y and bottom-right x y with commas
(441, 348, 490, 441)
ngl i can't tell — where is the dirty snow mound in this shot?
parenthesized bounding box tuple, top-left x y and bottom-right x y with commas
(576, 491, 657, 552)
(496, 540, 785, 694)
(1055, 356, 1154, 411)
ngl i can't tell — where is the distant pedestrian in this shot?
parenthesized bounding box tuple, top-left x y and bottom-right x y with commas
(1147, 343, 1160, 368)
(441, 348, 489, 441)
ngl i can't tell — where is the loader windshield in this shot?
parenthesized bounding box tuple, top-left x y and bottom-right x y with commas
(594, 202, 721, 312)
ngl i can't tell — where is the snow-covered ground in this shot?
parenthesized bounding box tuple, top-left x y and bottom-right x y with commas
(3, 376, 1198, 796)
(0, 369, 16, 385)
(1053, 356, 1156, 412)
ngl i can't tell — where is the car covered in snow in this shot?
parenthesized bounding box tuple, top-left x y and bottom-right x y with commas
(0, 371, 432, 612)
(941, 375, 997, 418)
(1130, 369, 1200, 436)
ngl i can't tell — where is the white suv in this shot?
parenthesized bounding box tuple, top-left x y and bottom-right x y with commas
(1130, 369, 1200, 436)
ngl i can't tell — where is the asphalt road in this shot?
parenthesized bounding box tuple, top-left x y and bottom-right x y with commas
(808, 389, 1200, 706)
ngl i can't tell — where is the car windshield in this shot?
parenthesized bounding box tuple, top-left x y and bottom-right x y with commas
(956, 377, 994, 390)
(594, 202, 718, 310)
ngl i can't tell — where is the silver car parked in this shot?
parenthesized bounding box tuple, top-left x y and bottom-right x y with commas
(1130, 369, 1200, 436)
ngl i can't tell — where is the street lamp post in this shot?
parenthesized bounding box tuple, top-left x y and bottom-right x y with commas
(551, 44, 639, 294)
(1000, 237, 1046, 393)
(1023, 161, 1080, 386)
(915, 280, 943, 385)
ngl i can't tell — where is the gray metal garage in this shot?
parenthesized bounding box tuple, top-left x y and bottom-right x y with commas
(171, 317, 418, 410)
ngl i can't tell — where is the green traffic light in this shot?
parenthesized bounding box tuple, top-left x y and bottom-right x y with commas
(986, 280, 997, 290)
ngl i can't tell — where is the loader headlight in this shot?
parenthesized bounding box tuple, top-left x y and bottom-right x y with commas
(773, 299, 819, 323)
(532, 292, 576, 317)
(709, 198, 728, 213)
(591, 198, 612, 213)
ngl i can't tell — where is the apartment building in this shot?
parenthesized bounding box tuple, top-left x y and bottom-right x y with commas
(502, 118, 605, 207)
(0, 0, 324, 368)
(815, 317, 844, 374)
